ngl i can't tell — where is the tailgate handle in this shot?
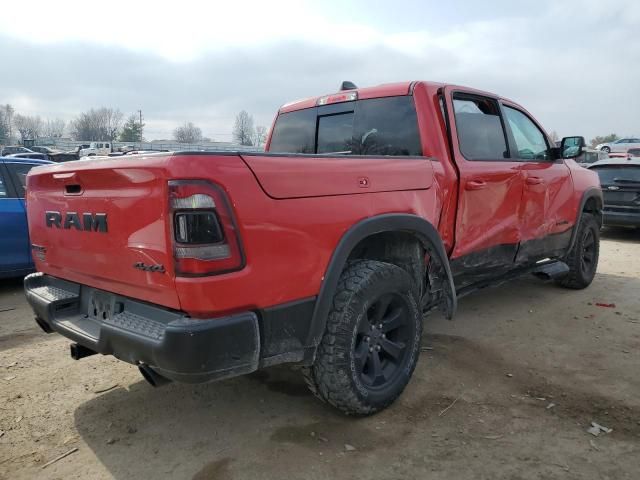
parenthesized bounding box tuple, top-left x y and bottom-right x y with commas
(65, 184, 83, 195)
(53, 172, 77, 180)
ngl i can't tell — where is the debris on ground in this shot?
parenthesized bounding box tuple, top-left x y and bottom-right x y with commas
(546, 403, 556, 410)
(93, 384, 119, 394)
(589, 440, 600, 451)
(4, 375, 16, 381)
(439, 394, 463, 417)
(344, 444, 356, 451)
(595, 303, 616, 308)
(0, 430, 4, 438)
(0, 307, 16, 313)
(506, 373, 513, 378)
(587, 422, 612, 437)
(421, 346, 434, 351)
(42, 448, 78, 469)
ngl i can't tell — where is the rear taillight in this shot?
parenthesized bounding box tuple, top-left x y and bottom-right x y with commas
(168, 180, 244, 276)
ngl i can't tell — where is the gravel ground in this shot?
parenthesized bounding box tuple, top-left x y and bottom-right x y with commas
(0, 228, 639, 480)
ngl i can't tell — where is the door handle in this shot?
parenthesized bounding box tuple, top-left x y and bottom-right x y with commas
(526, 176, 544, 185)
(465, 180, 487, 191)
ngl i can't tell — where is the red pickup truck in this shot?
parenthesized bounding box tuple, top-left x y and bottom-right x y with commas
(24, 81, 602, 415)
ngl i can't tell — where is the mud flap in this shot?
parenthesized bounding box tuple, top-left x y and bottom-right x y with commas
(422, 243, 457, 320)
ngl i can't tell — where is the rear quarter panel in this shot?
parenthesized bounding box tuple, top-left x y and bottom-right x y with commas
(167, 154, 441, 316)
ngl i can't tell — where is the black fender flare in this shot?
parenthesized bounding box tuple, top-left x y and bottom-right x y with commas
(306, 214, 457, 348)
(566, 187, 603, 254)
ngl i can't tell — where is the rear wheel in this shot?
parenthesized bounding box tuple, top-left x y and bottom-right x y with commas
(303, 260, 422, 415)
(557, 213, 600, 289)
(600, 146, 611, 153)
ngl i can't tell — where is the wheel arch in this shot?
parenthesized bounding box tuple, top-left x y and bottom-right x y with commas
(306, 214, 457, 351)
(566, 187, 603, 254)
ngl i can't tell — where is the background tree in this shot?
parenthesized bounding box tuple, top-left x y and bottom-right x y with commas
(233, 110, 255, 146)
(13, 114, 43, 142)
(69, 108, 123, 141)
(173, 122, 203, 143)
(253, 125, 267, 148)
(119, 114, 145, 142)
(0, 104, 14, 143)
(43, 118, 66, 138)
(590, 134, 618, 148)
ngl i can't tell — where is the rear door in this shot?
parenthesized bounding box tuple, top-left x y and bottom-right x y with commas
(0, 162, 31, 272)
(443, 88, 525, 280)
(500, 104, 574, 262)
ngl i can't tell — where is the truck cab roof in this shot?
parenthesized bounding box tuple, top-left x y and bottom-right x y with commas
(278, 81, 522, 114)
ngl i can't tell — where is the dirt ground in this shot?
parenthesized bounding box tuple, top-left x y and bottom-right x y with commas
(1, 228, 639, 480)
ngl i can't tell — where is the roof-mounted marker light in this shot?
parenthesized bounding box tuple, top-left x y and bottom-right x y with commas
(317, 91, 358, 106)
(340, 81, 358, 91)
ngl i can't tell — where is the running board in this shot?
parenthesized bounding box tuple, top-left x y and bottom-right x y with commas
(456, 260, 569, 299)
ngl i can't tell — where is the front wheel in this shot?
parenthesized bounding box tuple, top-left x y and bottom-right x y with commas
(557, 213, 600, 289)
(303, 260, 422, 415)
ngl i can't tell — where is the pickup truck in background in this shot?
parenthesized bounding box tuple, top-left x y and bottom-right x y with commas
(79, 141, 112, 158)
(24, 81, 602, 415)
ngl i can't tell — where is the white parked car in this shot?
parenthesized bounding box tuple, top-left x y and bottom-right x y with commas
(595, 137, 640, 153)
(79, 142, 112, 157)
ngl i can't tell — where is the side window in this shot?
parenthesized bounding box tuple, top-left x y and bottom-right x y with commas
(6, 163, 37, 198)
(502, 106, 550, 161)
(0, 170, 8, 197)
(453, 94, 509, 160)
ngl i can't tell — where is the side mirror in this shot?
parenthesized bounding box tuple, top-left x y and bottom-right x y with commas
(560, 136, 585, 159)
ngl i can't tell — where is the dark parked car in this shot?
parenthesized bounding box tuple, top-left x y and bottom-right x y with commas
(588, 158, 640, 227)
(1, 146, 34, 156)
(0, 157, 54, 278)
(30, 146, 59, 155)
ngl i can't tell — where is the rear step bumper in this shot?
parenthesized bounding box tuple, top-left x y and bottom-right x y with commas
(24, 272, 260, 383)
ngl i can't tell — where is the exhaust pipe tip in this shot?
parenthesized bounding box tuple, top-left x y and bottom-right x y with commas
(139, 364, 171, 388)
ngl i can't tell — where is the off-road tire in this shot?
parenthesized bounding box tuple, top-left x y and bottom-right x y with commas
(303, 260, 422, 415)
(557, 213, 600, 289)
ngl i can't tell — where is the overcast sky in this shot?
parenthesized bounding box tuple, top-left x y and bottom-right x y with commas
(0, 0, 637, 142)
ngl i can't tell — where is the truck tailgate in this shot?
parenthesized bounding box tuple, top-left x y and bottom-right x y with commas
(26, 156, 180, 309)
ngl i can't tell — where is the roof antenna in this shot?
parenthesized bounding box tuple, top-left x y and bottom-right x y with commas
(340, 81, 357, 91)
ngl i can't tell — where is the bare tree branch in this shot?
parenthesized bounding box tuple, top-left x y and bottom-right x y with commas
(173, 122, 203, 143)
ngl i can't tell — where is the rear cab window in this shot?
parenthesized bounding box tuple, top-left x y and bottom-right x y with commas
(268, 96, 422, 156)
(592, 165, 640, 185)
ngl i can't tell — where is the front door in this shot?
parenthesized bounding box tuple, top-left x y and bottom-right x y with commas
(500, 104, 574, 263)
(443, 88, 525, 283)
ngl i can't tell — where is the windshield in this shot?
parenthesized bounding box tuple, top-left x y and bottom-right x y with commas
(592, 165, 640, 184)
(269, 96, 422, 156)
